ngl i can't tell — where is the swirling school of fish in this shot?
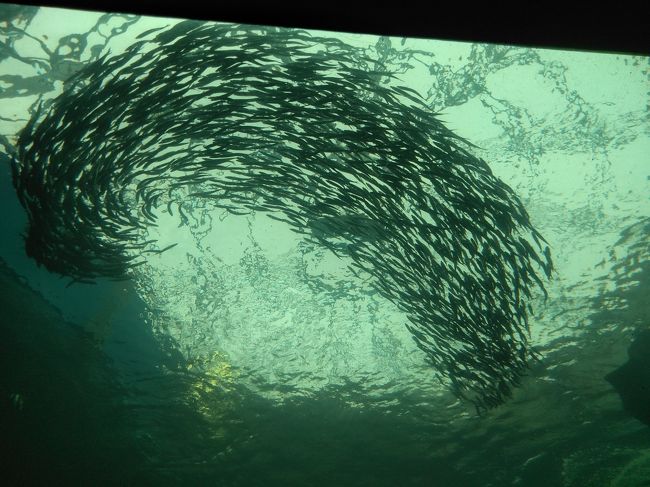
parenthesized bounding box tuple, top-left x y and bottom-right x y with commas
(12, 20, 553, 411)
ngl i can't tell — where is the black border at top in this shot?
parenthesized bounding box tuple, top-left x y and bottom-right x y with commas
(4, 1, 650, 56)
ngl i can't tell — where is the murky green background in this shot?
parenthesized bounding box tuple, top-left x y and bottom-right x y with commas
(1, 4, 649, 486)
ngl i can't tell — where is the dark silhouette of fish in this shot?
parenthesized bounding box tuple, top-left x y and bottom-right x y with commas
(11, 20, 553, 411)
(606, 329, 650, 426)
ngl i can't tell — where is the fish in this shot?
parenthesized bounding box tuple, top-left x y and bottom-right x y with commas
(12, 20, 553, 411)
(605, 329, 650, 426)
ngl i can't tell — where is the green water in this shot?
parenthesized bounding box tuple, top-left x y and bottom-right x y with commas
(1, 4, 649, 486)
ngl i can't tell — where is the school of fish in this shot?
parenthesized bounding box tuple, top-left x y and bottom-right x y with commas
(11, 20, 554, 411)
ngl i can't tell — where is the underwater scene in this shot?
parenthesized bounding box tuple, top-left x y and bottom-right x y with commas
(0, 3, 648, 486)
